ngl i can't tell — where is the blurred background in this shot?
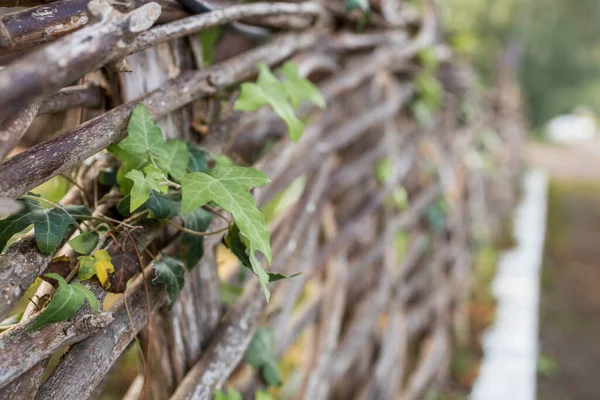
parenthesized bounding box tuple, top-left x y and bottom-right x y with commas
(444, 0, 600, 399)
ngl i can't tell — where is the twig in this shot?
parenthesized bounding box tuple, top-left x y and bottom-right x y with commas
(0, 102, 41, 163)
(38, 84, 105, 116)
(166, 220, 229, 237)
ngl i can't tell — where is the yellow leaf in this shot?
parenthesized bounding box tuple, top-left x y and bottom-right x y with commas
(78, 249, 115, 289)
(93, 250, 114, 287)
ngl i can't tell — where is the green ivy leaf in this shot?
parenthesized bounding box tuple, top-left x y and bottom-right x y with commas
(395, 231, 408, 260)
(267, 272, 301, 283)
(224, 223, 251, 269)
(220, 282, 244, 305)
(29, 273, 99, 331)
(345, 0, 370, 12)
(108, 144, 149, 196)
(180, 207, 213, 269)
(181, 167, 271, 299)
(254, 391, 273, 400)
(98, 168, 117, 186)
(117, 192, 180, 219)
(234, 63, 304, 142)
(214, 389, 242, 400)
(199, 26, 221, 66)
(0, 197, 87, 255)
(280, 61, 326, 109)
(245, 327, 282, 387)
(426, 200, 447, 234)
(224, 224, 299, 283)
(211, 152, 235, 168)
(415, 72, 443, 109)
(78, 249, 115, 288)
(146, 191, 181, 219)
(418, 48, 440, 72)
(117, 103, 169, 164)
(187, 142, 209, 173)
(157, 139, 189, 180)
(68, 231, 99, 255)
(375, 157, 393, 184)
(125, 165, 167, 212)
(152, 255, 185, 307)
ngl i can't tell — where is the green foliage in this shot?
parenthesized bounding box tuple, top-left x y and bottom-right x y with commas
(98, 168, 117, 186)
(445, 0, 600, 127)
(199, 26, 221, 66)
(0, 196, 88, 255)
(234, 62, 325, 142)
(375, 158, 409, 211)
(375, 158, 394, 184)
(214, 389, 242, 400)
(414, 73, 443, 110)
(78, 249, 115, 288)
(117, 192, 180, 219)
(254, 391, 273, 400)
(108, 144, 148, 196)
(266, 272, 301, 282)
(181, 168, 272, 300)
(153, 255, 185, 307)
(395, 231, 408, 260)
(125, 165, 168, 212)
(30, 273, 99, 331)
(108, 102, 284, 302)
(345, 0, 369, 12)
(418, 48, 440, 72)
(220, 282, 244, 305)
(245, 326, 282, 387)
(180, 207, 213, 269)
(187, 142, 209, 173)
(159, 139, 190, 180)
(537, 354, 559, 377)
(68, 231, 99, 255)
(280, 62, 326, 109)
(426, 200, 447, 234)
(224, 224, 298, 286)
(118, 104, 170, 165)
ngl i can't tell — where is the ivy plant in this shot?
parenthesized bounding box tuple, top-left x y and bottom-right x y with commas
(29, 273, 98, 331)
(234, 62, 325, 142)
(245, 326, 282, 387)
(0, 60, 325, 330)
(0, 194, 88, 254)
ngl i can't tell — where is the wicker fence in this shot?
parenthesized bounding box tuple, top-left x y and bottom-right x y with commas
(0, 1, 523, 399)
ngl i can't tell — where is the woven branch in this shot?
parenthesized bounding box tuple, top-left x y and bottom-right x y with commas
(0, 1, 525, 399)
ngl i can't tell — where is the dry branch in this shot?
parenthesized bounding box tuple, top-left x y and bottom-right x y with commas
(0, 102, 40, 163)
(0, 312, 113, 390)
(0, 32, 316, 198)
(35, 269, 168, 400)
(0, 0, 525, 398)
(0, 0, 161, 122)
(38, 84, 105, 115)
(127, 2, 321, 56)
(0, 0, 90, 56)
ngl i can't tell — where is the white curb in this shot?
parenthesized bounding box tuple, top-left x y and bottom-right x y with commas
(471, 170, 548, 400)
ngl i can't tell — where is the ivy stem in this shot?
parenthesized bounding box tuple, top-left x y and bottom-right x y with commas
(147, 150, 182, 190)
(125, 232, 151, 399)
(166, 219, 229, 236)
(60, 173, 91, 209)
(203, 204, 231, 225)
(70, 214, 136, 229)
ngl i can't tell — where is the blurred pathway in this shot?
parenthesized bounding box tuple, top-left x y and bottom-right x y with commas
(471, 170, 548, 400)
(473, 139, 600, 400)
